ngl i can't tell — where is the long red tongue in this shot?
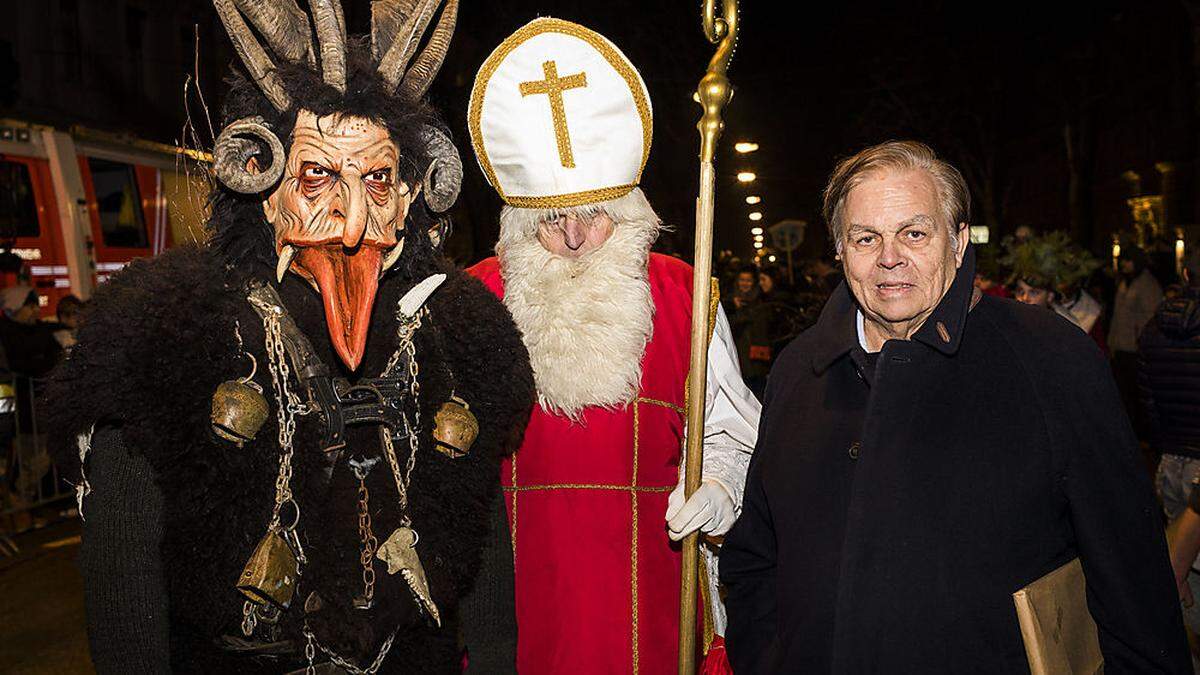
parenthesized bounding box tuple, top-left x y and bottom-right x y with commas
(294, 246, 383, 371)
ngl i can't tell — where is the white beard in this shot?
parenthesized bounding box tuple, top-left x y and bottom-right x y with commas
(497, 188, 661, 420)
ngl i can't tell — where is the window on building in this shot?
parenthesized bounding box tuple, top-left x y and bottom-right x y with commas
(0, 161, 40, 239)
(88, 158, 147, 248)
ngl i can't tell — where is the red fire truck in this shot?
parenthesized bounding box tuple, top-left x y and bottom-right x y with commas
(0, 119, 209, 315)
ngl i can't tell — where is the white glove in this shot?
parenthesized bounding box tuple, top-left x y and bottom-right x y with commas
(665, 480, 737, 541)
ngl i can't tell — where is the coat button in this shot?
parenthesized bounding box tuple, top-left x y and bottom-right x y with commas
(848, 442, 861, 460)
(936, 321, 951, 343)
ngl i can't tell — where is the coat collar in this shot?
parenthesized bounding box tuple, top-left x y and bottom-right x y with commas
(810, 245, 978, 374)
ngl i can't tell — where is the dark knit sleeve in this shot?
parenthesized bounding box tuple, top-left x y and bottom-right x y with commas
(460, 490, 516, 673)
(79, 426, 171, 674)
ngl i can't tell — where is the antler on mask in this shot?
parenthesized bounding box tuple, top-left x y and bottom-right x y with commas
(373, 0, 458, 101)
(397, 0, 457, 101)
(212, 0, 295, 112)
(309, 0, 348, 93)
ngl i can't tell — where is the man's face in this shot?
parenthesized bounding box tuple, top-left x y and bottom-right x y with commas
(263, 111, 416, 370)
(1014, 280, 1054, 308)
(736, 272, 755, 294)
(841, 169, 967, 333)
(537, 211, 614, 258)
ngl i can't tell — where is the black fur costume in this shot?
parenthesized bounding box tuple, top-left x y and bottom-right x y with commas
(47, 237, 532, 672)
(44, 44, 534, 669)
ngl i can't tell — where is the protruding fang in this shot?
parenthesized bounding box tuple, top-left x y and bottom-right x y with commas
(277, 244, 298, 283)
(380, 238, 405, 277)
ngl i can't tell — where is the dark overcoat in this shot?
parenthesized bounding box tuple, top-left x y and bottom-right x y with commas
(720, 248, 1190, 673)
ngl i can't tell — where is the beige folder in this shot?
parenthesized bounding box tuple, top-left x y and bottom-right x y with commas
(1012, 558, 1103, 675)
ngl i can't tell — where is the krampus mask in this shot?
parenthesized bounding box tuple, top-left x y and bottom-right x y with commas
(210, 0, 461, 370)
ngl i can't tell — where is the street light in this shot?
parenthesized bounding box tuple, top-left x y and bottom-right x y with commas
(768, 255, 777, 262)
(734, 142, 759, 154)
(750, 227, 763, 235)
(749, 211, 762, 221)
(745, 195, 761, 205)
(753, 241, 763, 249)
(737, 171, 756, 183)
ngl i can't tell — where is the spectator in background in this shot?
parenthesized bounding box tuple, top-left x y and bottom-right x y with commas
(1054, 280, 1106, 352)
(1004, 231, 1105, 348)
(1139, 249, 1200, 633)
(727, 266, 771, 396)
(973, 244, 1012, 298)
(728, 266, 760, 317)
(0, 286, 61, 377)
(802, 256, 842, 297)
(1111, 249, 1164, 436)
(49, 294, 84, 350)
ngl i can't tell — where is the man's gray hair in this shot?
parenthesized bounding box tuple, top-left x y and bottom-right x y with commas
(821, 140, 970, 251)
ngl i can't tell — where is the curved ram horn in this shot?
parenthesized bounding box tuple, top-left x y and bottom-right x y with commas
(230, 0, 314, 66)
(376, 0, 440, 92)
(308, 0, 347, 93)
(397, 0, 457, 101)
(213, 117, 287, 194)
(421, 126, 462, 213)
(212, 0, 292, 111)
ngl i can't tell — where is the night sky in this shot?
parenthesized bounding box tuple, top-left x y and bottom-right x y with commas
(8, 0, 1194, 264)
(437, 0, 1196, 263)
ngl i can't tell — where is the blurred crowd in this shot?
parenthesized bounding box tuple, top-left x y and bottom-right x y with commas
(0, 284, 84, 532)
(716, 253, 842, 398)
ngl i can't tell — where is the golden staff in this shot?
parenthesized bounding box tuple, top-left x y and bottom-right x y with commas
(680, 0, 738, 673)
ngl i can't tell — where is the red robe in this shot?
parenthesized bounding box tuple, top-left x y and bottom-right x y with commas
(468, 253, 697, 674)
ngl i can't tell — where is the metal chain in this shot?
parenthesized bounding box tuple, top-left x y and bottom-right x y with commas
(357, 479, 378, 603)
(380, 309, 424, 522)
(305, 629, 316, 675)
(382, 308, 423, 377)
(303, 625, 398, 675)
(255, 304, 304, 531)
(241, 600, 257, 637)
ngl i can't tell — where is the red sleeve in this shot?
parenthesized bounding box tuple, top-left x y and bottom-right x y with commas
(465, 257, 505, 298)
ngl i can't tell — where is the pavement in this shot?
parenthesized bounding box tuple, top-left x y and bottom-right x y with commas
(0, 515, 95, 674)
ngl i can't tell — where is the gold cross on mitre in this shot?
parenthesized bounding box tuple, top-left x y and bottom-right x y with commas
(519, 60, 588, 168)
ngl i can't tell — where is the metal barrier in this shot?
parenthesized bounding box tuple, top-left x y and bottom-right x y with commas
(1, 374, 75, 552)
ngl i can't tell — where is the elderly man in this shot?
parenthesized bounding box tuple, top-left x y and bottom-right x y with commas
(466, 17, 759, 673)
(721, 141, 1189, 673)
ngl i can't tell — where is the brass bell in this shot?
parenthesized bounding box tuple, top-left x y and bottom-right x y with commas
(433, 395, 478, 459)
(212, 379, 269, 448)
(236, 530, 298, 609)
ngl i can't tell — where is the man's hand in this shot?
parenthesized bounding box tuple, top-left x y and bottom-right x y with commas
(666, 480, 737, 541)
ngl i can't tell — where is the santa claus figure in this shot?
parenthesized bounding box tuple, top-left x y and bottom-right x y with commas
(466, 17, 760, 674)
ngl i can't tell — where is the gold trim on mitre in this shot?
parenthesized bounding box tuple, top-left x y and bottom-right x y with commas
(468, 17, 653, 209)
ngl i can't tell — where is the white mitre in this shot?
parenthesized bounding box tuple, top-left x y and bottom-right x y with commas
(468, 17, 652, 209)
